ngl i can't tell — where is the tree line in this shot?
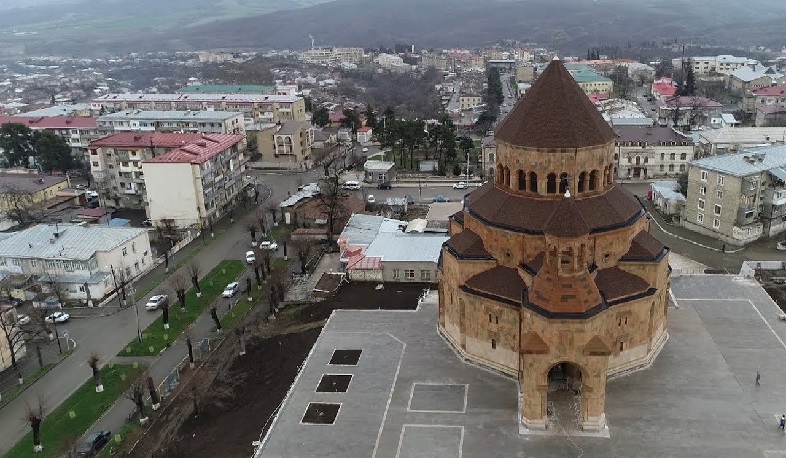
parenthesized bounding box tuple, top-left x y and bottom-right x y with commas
(0, 123, 77, 172)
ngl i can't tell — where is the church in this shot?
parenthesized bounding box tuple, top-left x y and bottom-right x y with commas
(439, 58, 671, 432)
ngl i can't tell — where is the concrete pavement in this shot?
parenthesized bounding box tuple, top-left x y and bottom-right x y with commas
(0, 170, 309, 455)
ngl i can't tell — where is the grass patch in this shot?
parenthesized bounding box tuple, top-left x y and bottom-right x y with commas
(0, 363, 55, 410)
(268, 224, 292, 243)
(96, 401, 160, 458)
(5, 364, 146, 458)
(120, 260, 245, 357)
(272, 257, 293, 271)
(219, 289, 258, 330)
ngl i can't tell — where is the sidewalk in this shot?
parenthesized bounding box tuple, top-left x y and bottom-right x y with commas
(0, 190, 269, 455)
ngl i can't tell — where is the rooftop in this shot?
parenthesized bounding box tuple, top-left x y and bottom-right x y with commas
(93, 93, 300, 104)
(726, 65, 783, 83)
(339, 214, 406, 247)
(0, 173, 67, 193)
(692, 143, 786, 177)
(98, 110, 244, 122)
(751, 86, 786, 96)
(495, 59, 617, 149)
(614, 126, 692, 144)
(144, 134, 246, 164)
(698, 127, 786, 145)
(657, 96, 722, 109)
(0, 115, 96, 129)
(0, 223, 146, 261)
(275, 120, 308, 136)
(176, 84, 275, 94)
(17, 104, 92, 117)
(364, 232, 448, 263)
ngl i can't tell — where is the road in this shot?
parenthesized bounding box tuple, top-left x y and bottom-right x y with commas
(0, 169, 312, 455)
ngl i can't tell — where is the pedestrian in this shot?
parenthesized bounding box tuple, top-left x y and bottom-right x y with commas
(756, 371, 761, 386)
(780, 415, 785, 432)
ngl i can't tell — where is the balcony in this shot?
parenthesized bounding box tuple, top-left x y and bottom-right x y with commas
(741, 179, 759, 196)
(123, 188, 137, 195)
(767, 189, 786, 206)
(736, 206, 757, 226)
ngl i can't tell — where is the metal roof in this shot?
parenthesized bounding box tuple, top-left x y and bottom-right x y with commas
(339, 214, 406, 247)
(99, 110, 244, 121)
(364, 232, 448, 263)
(94, 93, 300, 104)
(650, 181, 686, 202)
(0, 223, 147, 261)
(692, 144, 786, 177)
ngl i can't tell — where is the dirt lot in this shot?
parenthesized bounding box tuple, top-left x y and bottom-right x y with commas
(758, 269, 786, 312)
(125, 282, 427, 458)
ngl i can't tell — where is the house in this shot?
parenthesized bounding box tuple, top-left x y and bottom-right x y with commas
(742, 86, 786, 114)
(650, 180, 686, 216)
(725, 65, 786, 93)
(267, 120, 314, 169)
(356, 127, 373, 144)
(313, 129, 337, 149)
(363, 161, 396, 183)
(564, 64, 614, 94)
(614, 126, 695, 179)
(650, 77, 677, 101)
(0, 304, 26, 372)
(682, 144, 786, 245)
(627, 63, 655, 82)
(709, 113, 740, 129)
(363, 232, 448, 283)
(696, 127, 786, 156)
(140, 134, 248, 227)
(0, 172, 69, 215)
(459, 95, 483, 110)
(756, 105, 786, 127)
(337, 214, 406, 249)
(0, 223, 153, 302)
(91, 93, 306, 124)
(656, 96, 723, 128)
(287, 195, 365, 235)
(97, 110, 245, 135)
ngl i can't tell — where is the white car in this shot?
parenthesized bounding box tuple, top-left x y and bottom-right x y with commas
(145, 295, 168, 311)
(86, 190, 99, 199)
(342, 181, 361, 190)
(259, 241, 278, 251)
(16, 313, 30, 325)
(367, 194, 376, 204)
(453, 182, 468, 190)
(222, 282, 240, 298)
(245, 250, 256, 264)
(45, 311, 70, 323)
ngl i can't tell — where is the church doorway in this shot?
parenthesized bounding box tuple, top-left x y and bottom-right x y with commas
(546, 362, 583, 430)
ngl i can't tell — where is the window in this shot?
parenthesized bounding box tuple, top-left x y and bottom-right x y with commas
(619, 342, 625, 351)
(489, 313, 492, 323)
(0, 258, 5, 266)
(121, 161, 129, 167)
(697, 213, 704, 224)
(713, 218, 720, 229)
(122, 247, 127, 256)
(78, 285, 86, 293)
(660, 153, 665, 161)
(698, 199, 705, 210)
(420, 270, 431, 281)
(132, 242, 136, 253)
(679, 164, 686, 172)
(627, 156, 632, 164)
(701, 170, 708, 181)
(92, 161, 99, 167)
(660, 164, 665, 171)
(404, 269, 415, 279)
(669, 153, 676, 160)
(699, 186, 706, 195)
(11, 258, 19, 266)
(491, 339, 497, 349)
(716, 190, 723, 199)
(714, 204, 721, 216)
(680, 153, 687, 160)
(135, 262, 140, 272)
(717, 175, 724, 186)
(495, 315, 499, 324)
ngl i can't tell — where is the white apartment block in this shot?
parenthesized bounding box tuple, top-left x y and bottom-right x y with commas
(0, 223, 153, 301)
(91, 93, 306, 124)
(614, 126, 695, 180)
(299, 47, 364, 65)
(97, 110, 245, 135)
(671, 55, 757, 76)
(0, 116, 101, 158)
(141, 134, 249, 228)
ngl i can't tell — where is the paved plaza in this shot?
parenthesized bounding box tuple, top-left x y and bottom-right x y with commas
(258, 274, 786, 458)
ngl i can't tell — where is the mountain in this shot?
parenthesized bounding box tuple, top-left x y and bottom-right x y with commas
(5, 0, 786, 56)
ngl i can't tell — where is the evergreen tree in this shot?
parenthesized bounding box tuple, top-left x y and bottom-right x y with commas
(312, 106, 330, 127)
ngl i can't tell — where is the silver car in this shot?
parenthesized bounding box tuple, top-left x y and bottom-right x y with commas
(145, 294, 168, 311)
(222, 282, 239, 298)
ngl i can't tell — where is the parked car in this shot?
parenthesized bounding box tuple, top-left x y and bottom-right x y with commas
(34, 297, 63, 309)
(362, 147, 369, 153)
(222, 282, 240, 298)
(86, 190, 99, 199)
(16, 314, 30, 325)
(45, 311, 70, 323)
(145, 295, 168, 311)
(245, 250, 256, 264)
(453, 181, 468, 189)
(141, 219, 153, 227)
(342, 180, 361, 190)
(76, 430, 111, 457)
(259, 241, 278, 251)
(367, 194, 376, 204)
(377, 181, 392, 190)
(433, 195, 450, 202)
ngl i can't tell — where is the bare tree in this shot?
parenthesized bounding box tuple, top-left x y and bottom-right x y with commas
(0, 184, 42, 226)
(184, 328, 195, 369)
(113, 264, 130, 307)
(245, 221, 259, 246)
(236, 326, 248, 356)
(87, 352, 103, 392)
(155, 219, 179, 271)
(23, 394, 46, 453)
(186, 261, 202, 297)
(210, 306, 221, 333)
(169, 272, 189, 310)
(147, 374, 161, 411)
(291, 238, 317, 274)
(125, 378, 148, 424)
(270, 268, 288, 304)
(316, 171, 349, 246)
(0, 306, 27, 384)
(255, 208, 268, 237)
(160, 292, 171, 330)
(265, 200, 280, 226)
(40, 273, 68, 354)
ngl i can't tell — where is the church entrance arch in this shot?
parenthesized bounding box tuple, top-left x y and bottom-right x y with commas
(546, 362, 584, 430)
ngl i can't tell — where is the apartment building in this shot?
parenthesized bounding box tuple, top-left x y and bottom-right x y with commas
(682, 145, 786, 245)
(726, 66, 786, 93)
(0, 116, 100, 157)
(656, 96, 723, 128)
(97, 110, 245, 135)
(564, 64, 614, 94)
(671, 55, 756, 76)
(614, 126, 695, 179)
(91, 93, 305, 124)
(696, 127, 786, 156)
(0, 223, 153, 301)
(459, 95, 483, 110)
(88, 132, 245, 210)
(299, 47, 364, 65)
(176, 85, 275, 95)
(141, 134, 249, 227)
(742, 86, 786, 114)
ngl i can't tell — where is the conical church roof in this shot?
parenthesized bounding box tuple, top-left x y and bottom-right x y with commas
(495, 59, 616, 149)
(544, 191, 590, 238)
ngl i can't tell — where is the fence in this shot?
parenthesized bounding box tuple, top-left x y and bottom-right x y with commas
(157, 337, 212, 398)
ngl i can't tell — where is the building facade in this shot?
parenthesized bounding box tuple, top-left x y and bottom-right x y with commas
(97, 110, 245, 135)
(614, 126, 695, 179)
(0, 116, 100, 158)
(439, 60, 670, 433)
(271, 121, 314, 168)
(91, 94, 305, 124)
(0, 172, 68, 212)
(0, 223, 153, 302)
(682, 145, 786, 245)
(141, 134, 249, 227)
(656, 96, 723, 128)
